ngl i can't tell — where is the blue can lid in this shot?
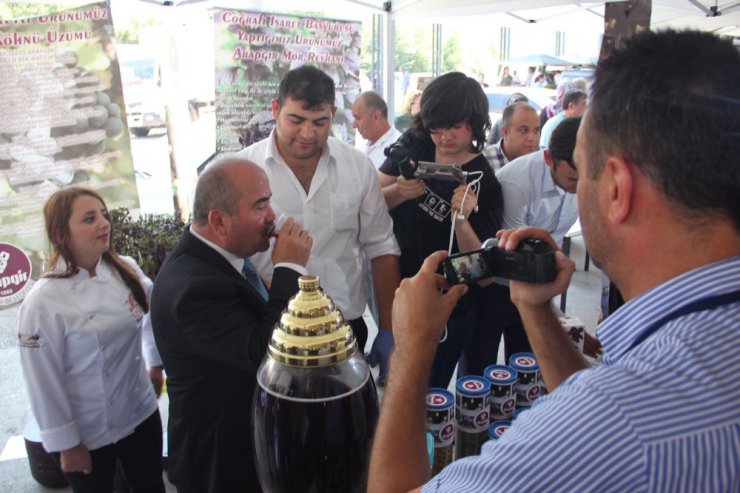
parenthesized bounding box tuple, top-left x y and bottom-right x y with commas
(455, 376, 491, 397)
(513, 407, 529, 420)
(483, 365, 518, 385)
(509, 352, 539, 372)
(488, 420, 512, 439)
(426, 388, 454, 409)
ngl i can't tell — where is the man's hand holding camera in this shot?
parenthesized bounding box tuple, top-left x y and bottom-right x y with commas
(497, 226, 590, 389)
(496, 227, 575, 308)
(391, 251, 469, 371)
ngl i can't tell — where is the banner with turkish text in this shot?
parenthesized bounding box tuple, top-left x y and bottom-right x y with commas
(0, 2, 138, 301)
(214, 9, 361, 153)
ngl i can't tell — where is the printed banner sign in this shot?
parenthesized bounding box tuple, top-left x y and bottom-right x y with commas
(0, 2, 140, 303)
(214, 9, 361, 153)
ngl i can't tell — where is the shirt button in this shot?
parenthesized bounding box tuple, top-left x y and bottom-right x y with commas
(134, 356, 141, 362)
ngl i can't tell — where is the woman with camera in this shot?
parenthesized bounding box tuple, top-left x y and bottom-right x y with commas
(16, 187, 165, 493)
(379, 72, 503, 388)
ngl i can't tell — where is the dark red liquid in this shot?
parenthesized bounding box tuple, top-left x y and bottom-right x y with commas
(252, 379, 379, 493)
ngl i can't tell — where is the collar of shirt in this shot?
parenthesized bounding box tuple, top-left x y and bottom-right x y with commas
(263, 128, 333, 169)
(189, 225, 243, 275)
(49, 257, 108, 280)
(598, 256, 740, 364)
(495, 139, 510, 164)
(367, 126, 401, 154)
(539, 152, 566, 198)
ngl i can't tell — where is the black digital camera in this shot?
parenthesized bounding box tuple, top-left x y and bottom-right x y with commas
(384, 135, 467, 183)
(443, 239, 557, 285)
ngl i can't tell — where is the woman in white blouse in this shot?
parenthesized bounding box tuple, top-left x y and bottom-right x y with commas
(17, 187, 165, 493)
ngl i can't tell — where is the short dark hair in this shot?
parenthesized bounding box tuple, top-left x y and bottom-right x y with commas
(192, 157, 243, 226)
(277, 65, 335, 110)
(359, 91, 388, 119)
(411, 72, 491, 153)
(586, 29, 740, 229)
(548, 117, 581, 170)
(562, 90, 587, 111)
(502, 102, 538, 131)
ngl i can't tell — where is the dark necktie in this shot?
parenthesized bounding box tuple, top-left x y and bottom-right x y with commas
(242, 258, 268, 301)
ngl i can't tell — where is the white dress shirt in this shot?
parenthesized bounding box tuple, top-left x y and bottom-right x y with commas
(496, 150, 579, 245)
(237, 130, 400, 320)
(356, 126, 403, 169)
(17, 257, 159, 452)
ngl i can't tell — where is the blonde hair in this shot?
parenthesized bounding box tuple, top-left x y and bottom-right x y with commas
(401, 89, 422, 115)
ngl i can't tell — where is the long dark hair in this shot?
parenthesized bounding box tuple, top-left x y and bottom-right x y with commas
(42, 186, 149, 312)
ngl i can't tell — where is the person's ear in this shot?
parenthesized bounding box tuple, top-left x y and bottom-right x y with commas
(605, 156, 634, 225)
(208, 210, 229, 236)
(543, 149, 554, 170)
(271, 99, 280, 119)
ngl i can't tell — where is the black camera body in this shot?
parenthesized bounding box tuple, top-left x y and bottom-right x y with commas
(443, 239, 557, 285)
(384, 135, 467, 183)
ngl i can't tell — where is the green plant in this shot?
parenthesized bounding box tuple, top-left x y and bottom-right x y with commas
(110, 207, 185, 280)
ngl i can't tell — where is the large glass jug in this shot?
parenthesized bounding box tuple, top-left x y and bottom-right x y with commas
(252, 275, 379, 492)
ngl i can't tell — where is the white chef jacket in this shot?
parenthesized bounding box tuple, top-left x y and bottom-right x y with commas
(495, 150, 579, 245)
(237, 130, 400, 320)
(17, 256, 159, 453)
(355, 126, 403, 169)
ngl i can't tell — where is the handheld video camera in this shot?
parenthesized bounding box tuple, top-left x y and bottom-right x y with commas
(443, 238, 557, 285)
(384, 135, 467, 183)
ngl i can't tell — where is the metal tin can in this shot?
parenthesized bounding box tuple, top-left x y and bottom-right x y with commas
(483, 365, 518, 421)
(454, 376, 491, 459)
(509, 352, 542, 408)
(426, 388, 455, 475)
(488, 420, 512, 441)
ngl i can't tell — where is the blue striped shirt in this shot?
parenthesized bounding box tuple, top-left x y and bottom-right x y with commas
(424, 256, 740, 492)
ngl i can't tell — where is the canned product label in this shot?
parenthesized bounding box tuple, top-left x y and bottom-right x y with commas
(490, 381, 516, 398)
(516, 380, 541, 407)
(426, 389, 455, 447)
(490, 395, 517, 420)
(456, 378, 490, 433)
(437, 422, 455, 447)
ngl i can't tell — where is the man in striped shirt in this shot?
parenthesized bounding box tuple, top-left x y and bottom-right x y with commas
(369, 29, 740, 493)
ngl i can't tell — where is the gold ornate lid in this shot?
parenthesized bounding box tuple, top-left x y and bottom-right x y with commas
(267, 275, 357, 367)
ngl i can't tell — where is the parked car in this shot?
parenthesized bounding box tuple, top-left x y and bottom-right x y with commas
(484, 86, 556, 117)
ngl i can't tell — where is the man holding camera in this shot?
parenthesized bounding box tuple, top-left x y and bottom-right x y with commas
(368, 29, 740, 492)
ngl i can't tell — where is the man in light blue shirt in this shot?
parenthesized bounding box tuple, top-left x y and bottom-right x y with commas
(368, 29, 740, 493)
(539, 89, 587, 149)
(463, 117, 584, 376)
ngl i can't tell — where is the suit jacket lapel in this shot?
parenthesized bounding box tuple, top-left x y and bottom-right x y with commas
(180, 228, 267, 303)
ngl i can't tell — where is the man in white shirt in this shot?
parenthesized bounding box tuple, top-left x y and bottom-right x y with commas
(465, 117, 598, 376)
(237, 65, 401, 384)
(352, 91, 403, 169)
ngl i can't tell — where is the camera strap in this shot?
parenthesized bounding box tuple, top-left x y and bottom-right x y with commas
(626, 288, 740, 352)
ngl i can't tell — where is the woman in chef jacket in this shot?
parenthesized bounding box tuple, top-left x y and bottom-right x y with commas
(17, 186, 165, 493)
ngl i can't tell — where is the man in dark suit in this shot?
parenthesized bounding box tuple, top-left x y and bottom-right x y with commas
(151, 156, 313, 492)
